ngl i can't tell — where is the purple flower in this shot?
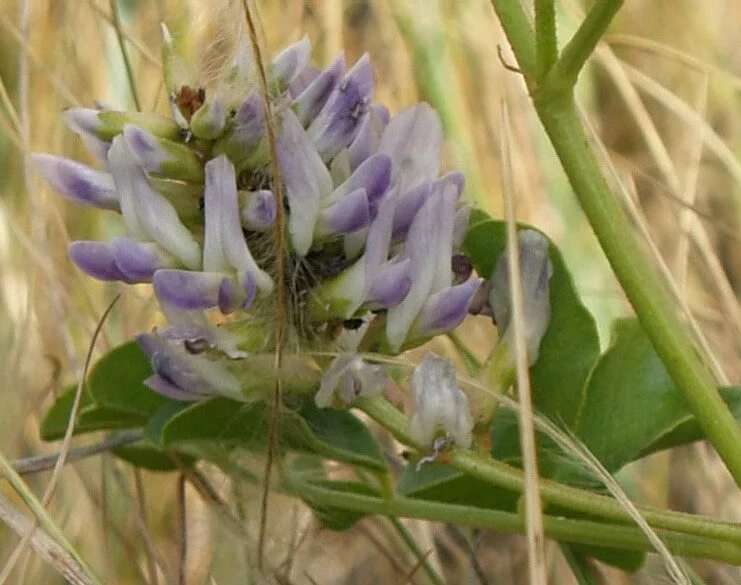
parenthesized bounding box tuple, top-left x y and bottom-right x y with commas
(409, 353, 473, 449)
(315, 354, 387, 408)
(489, 229, 553, 363)
(136, 332, 242, 402)
(30, 154, 118, 211)
(153, 156, 273, 314)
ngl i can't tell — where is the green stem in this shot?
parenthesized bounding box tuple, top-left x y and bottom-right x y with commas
(0, 450, 100, 583)
(388, 517, 445, 585)
(533, 98, 741, 484)
(535, 0, 558, 78)
(490, 0, 741, 485)
(355, 396, 741, 544)
(284, 473, 741, 565)
(110, 0, 142, 111)
(546, 0, 624, 88)
(489, 0, 537, 78)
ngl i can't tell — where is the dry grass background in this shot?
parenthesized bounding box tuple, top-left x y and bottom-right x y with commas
(0, 0, 739, 583)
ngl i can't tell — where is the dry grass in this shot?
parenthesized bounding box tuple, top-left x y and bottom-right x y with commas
(0, 1, 739, 583)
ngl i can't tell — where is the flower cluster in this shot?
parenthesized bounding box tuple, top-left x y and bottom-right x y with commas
(33, 30, 482, 401)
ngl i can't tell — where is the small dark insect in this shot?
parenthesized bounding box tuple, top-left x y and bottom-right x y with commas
(343, 318, 365, 330)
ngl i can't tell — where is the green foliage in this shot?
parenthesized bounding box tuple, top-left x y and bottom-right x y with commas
(154, 397, 387, 471)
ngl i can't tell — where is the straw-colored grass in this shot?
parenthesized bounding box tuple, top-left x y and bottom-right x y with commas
(0, 1, 738, 583)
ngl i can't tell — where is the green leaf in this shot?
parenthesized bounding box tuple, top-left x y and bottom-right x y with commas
(576, 319, 741, 471)
(463, 210, 600, 463)
(40, 384, 145, 441)
(159, 397, 386, 471)
(637, 385, 741, 458)
(86, 341, 170, 418)
(397, 462, 519, 510)
(112, 442, 194, 472)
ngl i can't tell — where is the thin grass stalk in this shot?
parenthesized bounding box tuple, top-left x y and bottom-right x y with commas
(500, 100, 547, 585)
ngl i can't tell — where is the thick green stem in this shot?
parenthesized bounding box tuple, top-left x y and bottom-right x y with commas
(284, 473, 741, 564)
(547, 0, 624, 88)
(490, 0, 537, 77)
(355, 396, 741, 545)
(490, 0, 741, 484)
(532, 98, 741, 484)
(535, 0, 558, 78)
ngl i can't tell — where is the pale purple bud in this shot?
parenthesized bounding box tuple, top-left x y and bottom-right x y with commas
(240, 190, 276, 232)
(63, 107, 103, 137)
(411, 278, 483, 341)
(315, 354, 387, 408)
(271, 35, 311, 87)
(277, 109, 332, 255)
(490, 229, 553, 363)
(190, 98, 227, 140)
(293, 53, 345, 126)
(349, 103, 390, 170)
(307, 54, 374, 161)
(379, 103, 443, 193)
(30, 154, 118, 211)
(289, 64, 320, 97)
(110, 236, 177, 281)
(108, 136, 202, 270)
(123, 124, 204, 183)
(386, 181, 457, 352)
(202, 156, 273, 295)
(213, 92, 265, 161)
(366, 259, 412, 308)
(392, 182, 431, 238)
(317, 188, 371, 236)
(153, 269, 255, 314)
(409, 353, 473, 449)
(68, 240, 135, 283)
(137, 332, 242, 401)
(326, 152, 392, 209)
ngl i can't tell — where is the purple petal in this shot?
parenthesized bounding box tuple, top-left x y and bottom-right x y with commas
(203, 156, 273, 294)
(272, 35, 311, 86)
(318, 188, 370, 235)
(385, 182, 458, 351)
(108, 136, 202, 270)
(366, 259, 412, 308)
(392, 182, 431, 237)
(349, 103, 390, 170)
(277, 110, 332, 255)
(490, 229, 553, 362)
(63, 107, 102, 136)
(122, 125, 166, 171)
(412, 278, 483, 338)
(153, 269, 226, 310)
(223, 92, 265, 154)
(379, 103, 443, 192)
(110, 236, 176, 281)
(328, 152, 392, 207)
(307, 53, 375, 161)
(293, 53, 345, 126)
(241, 190, 276, 232)
(144, 374, 205, 401)
(31, 154, 118, 211)
(68, 240, 134, 283)
(289, 64, 320, 97)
